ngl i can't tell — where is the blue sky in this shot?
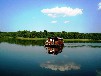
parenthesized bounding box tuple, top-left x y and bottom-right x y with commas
(0, 0, 101, 33)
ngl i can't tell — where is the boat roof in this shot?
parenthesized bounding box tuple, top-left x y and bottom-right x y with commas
(48, 37, 63, 39)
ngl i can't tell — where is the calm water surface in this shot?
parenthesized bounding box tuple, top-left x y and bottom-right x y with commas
(0, 42, 101, 76)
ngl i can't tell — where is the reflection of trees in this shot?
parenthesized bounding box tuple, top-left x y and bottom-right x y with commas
(45, 46, 64, 55)
(66, 45, 101, 48)
(0, 38, 45, 46)
(66, 45, 85, 48)
(65, 41, 101, 43)
(1, 38, 101, 48)
(65, 44, 101, 48)
(88, 45, 101, 48)
(40, 61, 80, 71)
(96, 69, 101, 76)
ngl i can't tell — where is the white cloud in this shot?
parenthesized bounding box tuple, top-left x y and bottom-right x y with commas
(40, 61, 80, 71)
(98, 2, 101, 10)
(41, 7, 83, 18)
(51, 21, 57, 23)
(48, 14, 56, 18)
(64, 20, 70, 24)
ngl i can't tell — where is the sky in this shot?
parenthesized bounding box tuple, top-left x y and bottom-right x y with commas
(0, 0, 101, 33)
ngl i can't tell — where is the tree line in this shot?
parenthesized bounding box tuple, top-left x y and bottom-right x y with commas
(0, 38, 45, 46)
(0, 30, 101, 40)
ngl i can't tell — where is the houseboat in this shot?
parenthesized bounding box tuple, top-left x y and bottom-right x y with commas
(45, 37, 64, 47)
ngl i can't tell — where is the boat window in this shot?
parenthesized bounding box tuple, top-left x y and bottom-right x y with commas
(50, 39, 52, 41)
(54, 38, 58, 41)
(46, 40, 48, 42)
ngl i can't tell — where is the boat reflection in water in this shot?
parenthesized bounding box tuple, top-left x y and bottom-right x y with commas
(45, 46, 64, 55)
(44, 37, 64, 55)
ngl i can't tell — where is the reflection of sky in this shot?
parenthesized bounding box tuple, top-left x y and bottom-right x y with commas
(40, 60, 80, 71)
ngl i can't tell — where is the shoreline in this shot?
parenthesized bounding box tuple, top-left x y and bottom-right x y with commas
(0, 37, 101, 42)
(16, 37, 46, 40)
(16, 37, 101, 42)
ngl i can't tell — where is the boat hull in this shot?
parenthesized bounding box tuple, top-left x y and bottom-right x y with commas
(44, 44, 64, 47)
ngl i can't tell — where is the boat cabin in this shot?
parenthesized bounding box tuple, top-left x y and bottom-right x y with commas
(45, 37, 64, 47)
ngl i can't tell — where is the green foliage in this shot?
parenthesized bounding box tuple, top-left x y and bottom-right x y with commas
(0, 30, 101, 40)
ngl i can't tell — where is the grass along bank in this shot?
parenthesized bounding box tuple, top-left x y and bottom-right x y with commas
(64, 39, 91, 41)
(16, 37, 101, 42)
(64, 39, 101, 42)
(16, 37, 46, 40)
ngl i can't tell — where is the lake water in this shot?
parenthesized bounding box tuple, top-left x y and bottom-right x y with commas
(0, 42, 101, 76)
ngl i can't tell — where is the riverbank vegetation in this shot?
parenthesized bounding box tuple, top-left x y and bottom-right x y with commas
(0, 30, 101, 41)
(0, 38, 101, 46)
